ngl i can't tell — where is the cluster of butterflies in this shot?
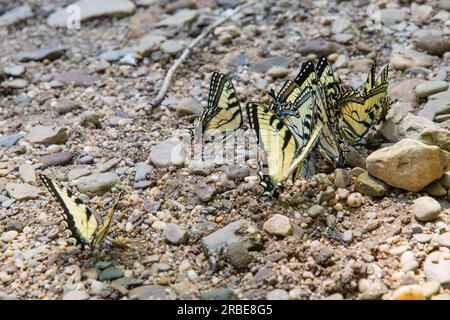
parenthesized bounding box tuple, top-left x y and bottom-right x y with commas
(38, 57, 393, 249)
(190, 56, 395, 200)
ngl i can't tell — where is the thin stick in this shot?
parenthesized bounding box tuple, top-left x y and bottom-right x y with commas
(151, 0, 257, 108)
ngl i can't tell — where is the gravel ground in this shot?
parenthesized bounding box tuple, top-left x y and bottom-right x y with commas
(0, 0, 449, 300)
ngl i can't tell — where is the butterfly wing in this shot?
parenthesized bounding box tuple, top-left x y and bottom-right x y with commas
(246, 102, 319, 199)
(40, 174, 99, 246)
(192, 72, 243, 142)
(92, 192, 122, 245)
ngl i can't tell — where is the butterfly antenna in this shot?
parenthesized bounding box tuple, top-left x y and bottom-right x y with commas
(268, 88, 277, 101)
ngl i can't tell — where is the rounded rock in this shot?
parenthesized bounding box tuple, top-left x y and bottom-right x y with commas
(412, 196, 442, 222)
(263, 214, 293, 237)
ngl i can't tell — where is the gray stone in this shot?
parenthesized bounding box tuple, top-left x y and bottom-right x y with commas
(413, 233, 433, 243)
(345, 145, 366, 168)
(136, 35, 166, 56)
(201, 219, 252, 253)
(134, 162, 153, 181)
(418, 99, 450, 122)
(398, 115, 450, 151)
(331, 16, 352, 34)
(133, 180, 153, 189)
(157, 9, 198, 28)
(149, 139, 185, 168)
(312, 245, 334, 266)
(68, 167, 91, 181)
(268, 66, 289, 79)
(413, 29, 450, 56)
(128, 285, 167, 300)
(263, 214, 292, 237)
(26, 126, 68, 145)
(0, 5, 33, 27)
(251, 56, 293, 73)
(39, 152, 74, 166)
(160, 40, 184, 55)
(266, 289, 289, 300)
(163, 223, 188, 245)
(226, 164, 250, 180)
(440, 172, 450, 189)
(426, 181, 447, 197)
(76, 173, 120, 196)
(2, 79, 28, 89)
(54, 98, 80, 114)
(415, 81, 449, 98)
(15, 47, 66, 62)
(175, 98, 202, 117)
(226, 241, 251, 270)
(413, 196, 442, 222)
(112, 277, 143, 288)
(99, 266, 124, 281)
(334, 169, 351, 188)
(298, 41, 341, 56)
(3, 65, 25, 77)
(200, 288, 237, 300)
(95, 262, 112, 270)
(380, 8, 407, 25)
(1, 230, 19, 242)
(95, 158, 120, 173)
(196, 179, 216, 202)
(62, 289, 89, 300)
(355, 172, 388, 197)
(390, 48, 435, 71)
(48, 0, 136, 27)
(6, 183, 43, 201)
(308, 205, 325, 218)
(424, 251, 450, 288)
(53, 71, 97, 86)
(342, 230, 353, 243)
(435, 232, 450, 248)
(0, 134, 23, 148)
(319, 187, 336, 203)
(19, 164, 36, 183)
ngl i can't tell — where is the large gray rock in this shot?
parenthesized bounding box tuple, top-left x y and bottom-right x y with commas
(76, 173, 120, 196)
(413, 29, 450, 56)
(298, 40, 341, 56)
(381, 103, 414, 142)
(390, 48, 435, 71)
(149, 139, 185, 168)
(6, 183, 43, 201)
(134, 162, 153, 181)
(398, 115, 450, 151)
(14, 47, 66, 62)
(418, 91, 450, 121)
(415, 81, 449, 99)
(0, 5, 33, 27)
(163, 223, 188, 245)
(380, 8, 407, 25)
(26, 126, 68, 145)
(128, 285, 168, 300)
(366, 139, 450, 192)
(201, 219, 255, 253)
(48, 0, 136, 27)
(156, 9, 198, 28)
(136, 35, 166, 56)
(424, 251, 450, 288)
(0, 134, 23, 148)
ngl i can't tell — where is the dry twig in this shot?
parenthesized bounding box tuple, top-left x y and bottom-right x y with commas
(151, 0, 257, 108)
